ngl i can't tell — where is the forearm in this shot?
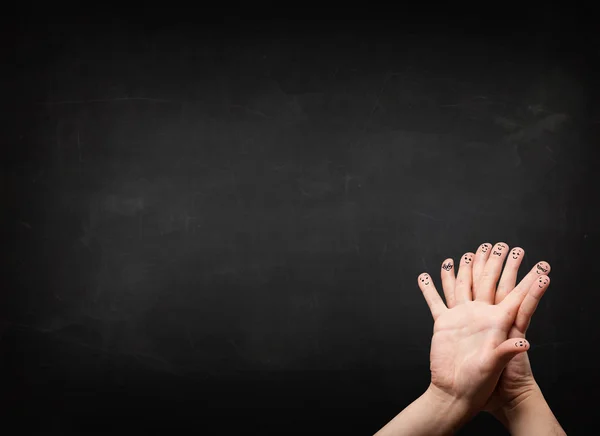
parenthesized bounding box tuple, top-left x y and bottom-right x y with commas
(498, 386, 565, 435)
(374, 385, 474, 436)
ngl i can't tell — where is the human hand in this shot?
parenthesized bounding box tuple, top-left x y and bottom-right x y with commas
(466, 244, 551, 420)
(417, 242, 550, 415)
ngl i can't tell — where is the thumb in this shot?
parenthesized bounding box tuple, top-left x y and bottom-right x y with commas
(494, 338, 530, 370)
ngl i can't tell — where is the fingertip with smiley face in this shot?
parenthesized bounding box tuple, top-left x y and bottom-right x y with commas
(491, 242, 509, 257)
(479, 243, 491, 254)
(514, 339, 529, 348)
(534, 261, 551, 275)
(536, 275, 550, 289)
(441, 258, 454, 272)
(462, 252, 475, 265)
(531, 274, 550, 298)
(418, 273, 431, 286)
(510, 247, 524, 260)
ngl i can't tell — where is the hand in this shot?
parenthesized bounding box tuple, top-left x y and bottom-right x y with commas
(466, 244, 551, 419)
(418, 242, 550, 414)
(375, 242, 554, 436)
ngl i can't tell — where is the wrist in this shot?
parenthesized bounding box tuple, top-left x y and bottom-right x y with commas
(497, 386, 565, 435)
(497, 385, 550, 428)
(423, 384, 475, 432)
(374, 385, 475, 436)
(496, 382, 543, 420)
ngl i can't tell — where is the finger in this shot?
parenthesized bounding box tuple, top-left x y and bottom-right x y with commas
(454, 252, 475, 304)
(418, 272, 447, 321)
(475, 242, 509, 304)
(496, 261, 551, 305)
(495, 247, 525, 303)
(472, 242, 492, 287)
(514, 275, 550, 332)
(494, 338, 531, 371)
(440, 258, 456, 308)
(500, 263, 551, 320)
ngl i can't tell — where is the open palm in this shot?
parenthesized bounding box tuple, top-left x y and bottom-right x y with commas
(418, 243, 550, 411)
(430, 301, 517, 408)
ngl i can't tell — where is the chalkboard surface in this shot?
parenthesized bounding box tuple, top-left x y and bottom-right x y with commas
(2, 11, 598, 435)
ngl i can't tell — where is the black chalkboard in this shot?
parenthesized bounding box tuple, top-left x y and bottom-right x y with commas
(2, 10, 598, 435)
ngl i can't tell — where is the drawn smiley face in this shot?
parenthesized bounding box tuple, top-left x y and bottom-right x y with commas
(480, 243, 490, 254)
(442, 262, 453, 271)
(536, 262, 550, 274)
(463, 254, 473, 264)
(419, 274, 431, 286)
(538, 277, 549, 288)
(514, 339, 528, 348)
(511, 248, 523, 259)
(492, 243, 507, 256)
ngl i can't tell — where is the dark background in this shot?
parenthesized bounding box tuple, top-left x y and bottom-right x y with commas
(1, 8, 598, 435)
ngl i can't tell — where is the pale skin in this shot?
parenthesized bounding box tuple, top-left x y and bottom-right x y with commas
(473, 244, 566, 435)
(374, 242, 565, 436)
